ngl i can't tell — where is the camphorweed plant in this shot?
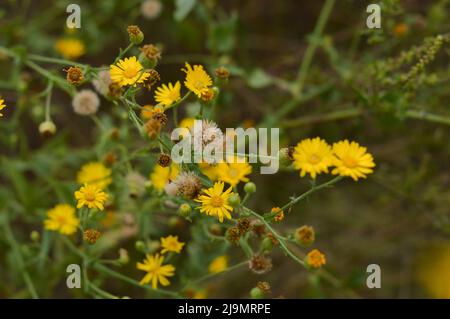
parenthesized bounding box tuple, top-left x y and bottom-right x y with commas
(0, 0, 449, 299)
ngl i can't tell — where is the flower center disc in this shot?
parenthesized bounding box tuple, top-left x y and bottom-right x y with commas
(85, 191, 96, 202)
(308, 154, 321, 164)
(124, 68, 138, 79)
(342, 156, 358, 168)
(210, 195, 224, 207)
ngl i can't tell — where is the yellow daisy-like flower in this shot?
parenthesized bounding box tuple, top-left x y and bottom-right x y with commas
(199, 162, 220, 181)
(160, 235, 185, 254)
(136, 253, 175, 289)
(416, 244, 450, 298)
(195, 181, 233, 223)
(331, 140, 375, 181)
(208, 255, 228, 273)
(74, 183, 108, 211)
(110, 56, 150, 87)
(181, 63, 212, 98)
(306, 249, 326, 268)
(44, 204, 80, 235)
(154, 82, 181, 107)
(77, 162, 112, 189)
(54, 38, 85, 60)
(217, 157, 252, 187)
(293, 137, 333, 179)
(0, 98, 6, 117)
(150, 163, 180, 191)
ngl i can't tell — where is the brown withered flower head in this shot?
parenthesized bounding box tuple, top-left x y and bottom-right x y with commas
(108, 82, 123, 98)
(256, 281, 271, 294)
(157, 153, 172, 167)
(200, 88, 215, 102)
(249, 254, 273, 275)
(140, 44, 162, 62)
(215, 66, 230, 79)
(103, 151, 118, 166)
(65, 66, 84, 85)
(295, 225, 315, 246)
(266, 232, 280, 246)
(143, 69, 161, 90)
(236, 218, 251, 235)
(152, 111, 167, 126)
(83, 229, 101, 245)
(251, 220, 266, 237)
(226, 226, 241, 245)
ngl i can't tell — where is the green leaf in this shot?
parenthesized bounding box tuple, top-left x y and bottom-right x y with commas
(174, 0, 197, 22)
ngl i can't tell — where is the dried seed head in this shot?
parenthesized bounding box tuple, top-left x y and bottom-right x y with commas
(226, 227, 241, 245)
(39, 120, 57, 137)
(237, 218, 251, 234)
(141, 0, 162, 20)
(215, 66, 230, 79)
(72, 89, 100, 116)
(83, 229, 101, 245)
(126, 171, 147, 198)
(93, 70, 112, 96)
(157, 153, 171, 167)
(249, 254, 273, 275)
(164, 182, 179, 196)
(294, 225, 315, 246)
(174, 171, 202, 199)
(65, 66, 84, 85)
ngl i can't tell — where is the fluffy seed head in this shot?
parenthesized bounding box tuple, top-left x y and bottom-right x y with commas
(72, 89, 100, 116)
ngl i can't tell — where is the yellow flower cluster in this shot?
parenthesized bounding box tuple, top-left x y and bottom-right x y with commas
(0, 97, 6, 117)
(293, 137, 375, 181)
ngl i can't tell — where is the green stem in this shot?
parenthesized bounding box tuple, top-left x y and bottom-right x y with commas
(405, 109, 450, 126)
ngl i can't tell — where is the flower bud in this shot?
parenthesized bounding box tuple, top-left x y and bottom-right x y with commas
(250, 287, 264, 299)
(244, 182, 256, 194)
(157, 153, 171, 167)
(39, 120, 56, 136)
(30, 230, 40, 242)
(178, 203, 192, 217)
(228, 193, 241, 207)
(127, 25, 144, 45)
(118, 248, 129, 265)
(139, 44, 161, 69)
(294, 225, 315, 246)
(261, 237, 273, 252)
(135, 240, 146, 252)
(64, 66, 84, 85)
(278, 147, 294, 167)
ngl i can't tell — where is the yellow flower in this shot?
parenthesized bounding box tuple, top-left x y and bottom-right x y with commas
(74, 184, 108, 211)
(181, 62, 212, 98)
(54, 38, 85, 60)
(199, 162, 220, 181)
(208, 255, 228, 273)
(150, 163, 179, 191)
(77, 162, 112, 189)
(306, 249, 326, 268)
(217, 157, 252, 187)
(271, 207, 284, 222)
(110, 56, 150, 87)
(137, 253, 175, 289)
(160, 235, 185, 254)
(416, 244, 450, 298)
(195, 181, 233, 223)
(293, 137, 333, 179)
(44, 204, 80, 235)
(140, 105, 163, 120)
(331, 140, 375, 181)
(0, 98, 6, 117)
(154, 82, 181, 107)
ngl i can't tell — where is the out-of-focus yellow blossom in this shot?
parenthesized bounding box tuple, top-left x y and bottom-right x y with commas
(160, 235, 185, 254)
(416, 244, 450, 298)
(150, 163, 179, 191)
(44, 204, 79, 235)
(77, 162, 112, 189)
(208, 255, 228, 273)
(54, 38, 85, 60)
